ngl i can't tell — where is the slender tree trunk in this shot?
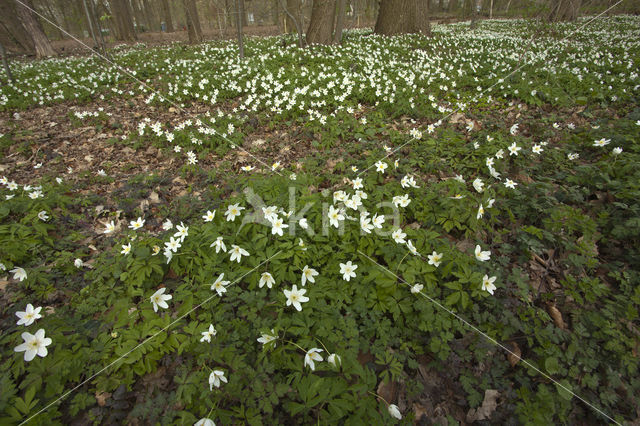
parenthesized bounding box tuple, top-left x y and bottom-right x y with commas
(161, 0, 174, 31)
(333, 0, 346, 43)
(14, 0, 56, 57)
(235, 0, 244, 57)
(0, 43, 14, 82)
(183, 0, 203, 43)
(306, 0, 336, 45)
(110, 0, 137, 40)
(285, 0, 299, 33)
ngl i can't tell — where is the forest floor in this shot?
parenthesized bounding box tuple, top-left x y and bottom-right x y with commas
(1, 17, 639, 425)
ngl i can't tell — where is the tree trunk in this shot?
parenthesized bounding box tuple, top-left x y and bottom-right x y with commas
(235, 0, 244, 57)
(333, 0, 346, 43)
(14, 0, 56, 57)
(160, 0, 174, 31)
(548, 0, 581, 21)
(183, 0, 203, 43)
(110, 0, 137, 40)
(0, 1, 35, 54)
(375, 0, 430, 35)
(306, 0, 336, 45)
(448, 0, 458, 12)
(285, 0, 299, 33)
(272, 0, 280, 27)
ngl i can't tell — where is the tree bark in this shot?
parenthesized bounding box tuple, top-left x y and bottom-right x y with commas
(110, 0, 137, 40)
(285, 0, 300, 33)
(14, 0, 56, 57)
(548, 0, 581, 21)
(160, 0, 174, 31)
(375, 0, 430, 35)
(235, 0, 244, 57)
(306, 0, 336, 45)
(333, 0, 346, 43)
(183, 0, 203, 43)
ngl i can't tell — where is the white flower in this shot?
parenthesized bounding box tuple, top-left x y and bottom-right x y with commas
(241, 165, 254, 172)
(174, 222, 189, 240)
(375, 161, 388, 173)
(209, 370, 227, 390)
(612, 147, 623, 155)
(225, 203, 245, 221)
(504, 179, 517, 189)
(593, 138, 610, 147)
(508, 142, 521, 156)
(211, 273, 230, 296)
(284, 285, 309, 311)
(200, 324, 217, 343)
(509, 123, 519, 135)
(10, 267, 27, 282)
(259, 272, 275, 289)
(477, 203, 485, 220)
(568, 153, 579, 160)
(229, 245, 249, 263)
(360, 215, 374, 234)
(210, 236, 227, 253)
(427, 251, 443, 267)
(270, 217, 289, 236)
(103, 220, 115, 234)
(411, 283, 424, 294)
(271, 161, 281, 171)
(14, 329, 52, 362)
(162, 219, 174, 230)
(372, 214, 385, 228)
(352, 177, 363, 189)
(257, 329, 277, 346)
(482, 275, 497, 294)
(38, 211, 49, 221)
(532, 144, 543, 154)
(406, 240, 419, 255)
(304, 348, 323, 371)
(495, 149, 504, 159)
(165, 236, 182, 253)
(475, 245, 491, 262)
(392, 228, 406, 244)
(401, 175, 419, 189)
(194, 418, 215, 426)
(121, 243, 131, 255)
(388, 404, 402, 420)
(74, 258, 84, 268)
(328, 353, 341, 367)
(203, 210, 216, 222)
(301, 265, 318, 286)
(129, 217, 145, 230)
(472, 178, 484, 193)
(339, 261, 358, 281)
(392, 194, 411, 208)
(16, 303, 42, 326)
(409, 128, 422, 139)
(299, 218, 308, 229)
(150, 288, 172, 312)
(262, 206, 278, 222)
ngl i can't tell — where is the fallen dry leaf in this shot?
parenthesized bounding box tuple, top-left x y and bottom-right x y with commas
(547, 304, 566, 329)
(507, 342, 521, 367)
(95, 391, 111, 407)
(466, 389, 500, 422)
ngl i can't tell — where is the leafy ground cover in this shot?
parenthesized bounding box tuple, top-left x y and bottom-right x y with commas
(1, 16, 640, 425)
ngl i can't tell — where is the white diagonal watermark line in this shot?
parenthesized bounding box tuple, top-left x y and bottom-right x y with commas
(358, 249, 621, 425)
(356, 1, 624, 178)
(19, 251, 281, 425)
(13, 0, 282, 176)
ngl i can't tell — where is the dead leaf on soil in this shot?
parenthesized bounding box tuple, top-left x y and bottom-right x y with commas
(507, 342, 521, 367)
(0, 278, 9, 292)
(466, 389, 500, 422)
(95, 391, 111, 407)
(547, 304, 566, 329)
